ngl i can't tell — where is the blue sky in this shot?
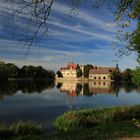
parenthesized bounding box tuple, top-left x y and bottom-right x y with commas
(0, 1, 138, 71)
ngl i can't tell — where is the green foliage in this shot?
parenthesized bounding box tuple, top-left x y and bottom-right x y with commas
(54, 105, 140, 131)
(0, 61, 55, 80)
(77, 68, 82, 78)
(10, 121, 41, 136)
(115, 0, 140, 61)
(111, 70, 122, 81)
(84, 64, 93, 78)
(121, 68, 132, 81)
(0, 63, 9, 81)
(56, 71, 63, 78)
(117, 0, 140, 20)
(6, 63, 19, 78)
(0, 121, 41, 139)
(132, 67, 140, 86)
(131, 22, 140, 55)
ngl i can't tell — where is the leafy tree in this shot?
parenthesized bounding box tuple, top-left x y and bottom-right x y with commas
(0, 64, 9, 81)
(132, 67, 140, 86)
(84, 64, 93, 78)
(111, 70, 122, 81)
(0, 62, 55, 80)
(48, 70, 55, 79)
(77, 69, 82, 78)
(6, 63, 19, 78)
(122, 68, 132, 81)
(56, 71, 63, 78)
(114, 0, 140, 60)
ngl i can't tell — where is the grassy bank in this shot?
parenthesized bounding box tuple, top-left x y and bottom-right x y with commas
(2, 105, 140, 140)
(54, 105, 140, 131)
(0, 121, 41, 139)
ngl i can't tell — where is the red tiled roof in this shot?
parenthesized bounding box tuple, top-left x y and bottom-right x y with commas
(67, 63, 78, 69)
(60, 63, 78, 71)
(89, 68, 113, 74)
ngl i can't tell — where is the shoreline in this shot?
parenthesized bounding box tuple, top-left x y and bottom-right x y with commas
(55, 77, 114, 82)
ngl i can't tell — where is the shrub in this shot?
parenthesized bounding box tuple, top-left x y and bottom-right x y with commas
(0, 121, 42, 138)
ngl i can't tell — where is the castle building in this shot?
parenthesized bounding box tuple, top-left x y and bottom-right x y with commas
(60, 62, 81, 78)
(58, 63, 118, 80)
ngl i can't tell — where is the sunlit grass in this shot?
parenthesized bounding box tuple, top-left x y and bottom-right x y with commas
(54, 105, 140, 131)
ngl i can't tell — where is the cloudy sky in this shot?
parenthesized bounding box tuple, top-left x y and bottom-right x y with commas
(0, 0, 138, 71)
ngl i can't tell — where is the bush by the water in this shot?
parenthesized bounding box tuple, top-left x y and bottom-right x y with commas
(0, 121, 41, 138)
(54, 105, 140, 131)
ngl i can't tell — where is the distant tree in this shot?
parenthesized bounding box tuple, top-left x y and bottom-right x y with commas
(0, 64, 9, 81)
(6, 63, 19, 78)
(132, 67, 140, 86)
(56, 71, 63, 78)
(0, 62, 55, 80)
(77, 69, 82, 78)
(122, 68, 132, 81)
(48, 70, 55, 79)
(111, 70, 122, 81)
(84, 64, 93, 78)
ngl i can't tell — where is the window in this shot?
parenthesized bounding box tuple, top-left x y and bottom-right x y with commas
(94, 76, 96, 79)
(99, 77, 101, 80)
(103, 76, 106, 80)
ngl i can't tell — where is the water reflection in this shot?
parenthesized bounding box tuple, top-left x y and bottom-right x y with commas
(0, 80, 139, 132)
(0, 80, 54, 99)
(56, 81, 121, 97)
(0, 80, 137, 99)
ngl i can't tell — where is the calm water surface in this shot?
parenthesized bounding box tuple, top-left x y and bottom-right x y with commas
(0, 80, 140, 132)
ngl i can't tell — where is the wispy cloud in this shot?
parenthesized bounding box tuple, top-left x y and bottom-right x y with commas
(0, 1, 137, 70)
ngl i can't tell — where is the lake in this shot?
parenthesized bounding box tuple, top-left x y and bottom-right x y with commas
(0, 80, 140, 132)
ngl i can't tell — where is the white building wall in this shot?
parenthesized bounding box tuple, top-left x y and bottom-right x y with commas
(61, 69, 77, 78)
(89, 74, 111, 80)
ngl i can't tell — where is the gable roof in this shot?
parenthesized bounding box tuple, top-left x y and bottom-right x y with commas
(89, 68, 111, 74)
(60, 63, 79, 71)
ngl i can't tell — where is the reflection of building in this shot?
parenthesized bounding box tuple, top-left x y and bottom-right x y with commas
(57, 81, 118, 97)
(60, 62, 81, 78)
(59, 82, 81, 97)
(89, 81, 111, 88)
(89, 81, 114, 95)
(89, 67, 117, 81)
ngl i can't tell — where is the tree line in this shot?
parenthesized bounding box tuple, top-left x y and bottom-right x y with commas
(0, 61, 55, 81)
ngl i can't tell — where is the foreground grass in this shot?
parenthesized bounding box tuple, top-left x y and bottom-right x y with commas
(0, 121, 41, 139)
(54, 105, 140, 131)
(1, 105, 140, 140)
(2, 121, 140, 140)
